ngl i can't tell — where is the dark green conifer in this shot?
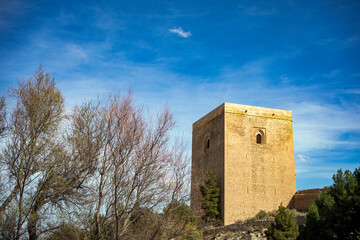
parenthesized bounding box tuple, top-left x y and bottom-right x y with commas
(299, 166, 360, 240)
(266, 204, 299, 240)
(200, 170, 220, 223)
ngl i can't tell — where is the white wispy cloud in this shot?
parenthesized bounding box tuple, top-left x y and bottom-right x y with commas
(65, 44, 88, 60)
(347, 88, 360, 94)
(297, 154, 309, 163)
(291, 102, 360, 153)
(237, 4, 277, 16)
(346, 36, 360, 44)
(321, 69, 341, 78)
(169, 27, 191, 38)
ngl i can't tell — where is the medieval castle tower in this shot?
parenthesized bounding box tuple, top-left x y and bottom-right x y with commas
(191, 103, 296, 225)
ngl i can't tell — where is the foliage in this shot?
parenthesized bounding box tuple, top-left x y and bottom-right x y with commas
(200, 170, 220, 223)
(163, 201, 202, 240)
(49, 223, 86, 240)
(265, 204, 299, 240)
(180, 223, 203, 240)
(92, 202, 203, 240)
(299, 167, 360, 240)
(255, 210, 268, 220)
(127, 207, 162, 239)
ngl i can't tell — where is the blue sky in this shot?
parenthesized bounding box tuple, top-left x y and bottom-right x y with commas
(0, 0, 359, 190)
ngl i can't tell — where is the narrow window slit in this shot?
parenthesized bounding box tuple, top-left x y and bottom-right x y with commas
(256, 133, 262, 144)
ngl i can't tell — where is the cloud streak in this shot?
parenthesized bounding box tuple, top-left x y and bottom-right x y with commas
(297, 154, 309, 163)
(169, 27, 191, 38)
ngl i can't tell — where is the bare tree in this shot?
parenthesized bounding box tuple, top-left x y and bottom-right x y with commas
(26, 100, 104, 240)
(0, 67, 195, 239)
(89, 93, 192, 240)
(0, 66, 64, 239)
(146, 139, 192, 240)
(0, 67, 104, 239)
(69, 100, 106, 240)
(0, 96, 8, 229)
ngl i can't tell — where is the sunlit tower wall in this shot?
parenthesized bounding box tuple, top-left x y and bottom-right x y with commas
(191, 103, 296, 225)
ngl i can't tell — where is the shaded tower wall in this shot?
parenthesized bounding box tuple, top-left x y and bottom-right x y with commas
(191, 104, 225, 221)
(191, 103, 296, 225)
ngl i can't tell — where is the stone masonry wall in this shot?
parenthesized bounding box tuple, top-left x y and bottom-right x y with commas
(224, 103, 296, 225)
(191, 104, 225, 220)
(288, 189, 323, 211)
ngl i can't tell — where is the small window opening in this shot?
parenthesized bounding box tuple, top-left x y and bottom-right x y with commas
(207, 139, 210, 148)
(256, 133, 262, 144)
(256, 129, 265, 144)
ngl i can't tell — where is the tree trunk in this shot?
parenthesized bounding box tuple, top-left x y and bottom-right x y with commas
(114, 166, 119, 240)
(27, 201, 41, 240)
(28, 214, 37, 240)
(95, 173, 104, 240)
(15, 184, 25, 240)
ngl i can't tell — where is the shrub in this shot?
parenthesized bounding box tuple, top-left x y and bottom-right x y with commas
(164, 201, 203, 240)
(49, 223, 86, 240)
(265, 204, 299, 240)
(255, 210, 268, 220)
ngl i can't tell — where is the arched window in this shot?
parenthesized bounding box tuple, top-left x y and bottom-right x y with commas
(256, 133, 262, 144)
(256, 130, 265, 144)
(207, 138, 210, 148)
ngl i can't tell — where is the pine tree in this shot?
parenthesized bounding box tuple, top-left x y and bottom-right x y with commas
(200, 170, 220, 223)
(299, 167, 360, 239)
(266, 204, 299, 240)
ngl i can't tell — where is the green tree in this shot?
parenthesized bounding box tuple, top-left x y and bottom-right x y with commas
(171, 202, 202, 240)
(266, 204, 299, 240)
(200, 170, 220, 223)
(49, 223, 86, 240)
(299, 167, 360, 240)
(162, 201, 202, 240)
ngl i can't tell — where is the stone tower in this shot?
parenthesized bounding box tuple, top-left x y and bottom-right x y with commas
(191, 103, 296, 225)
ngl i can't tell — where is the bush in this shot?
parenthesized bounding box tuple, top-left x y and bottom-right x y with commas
(265, 204, 299, 240)
(255, 210, 268, 220)
(49, 223, 86, 240)
(164, 201, 203, 240)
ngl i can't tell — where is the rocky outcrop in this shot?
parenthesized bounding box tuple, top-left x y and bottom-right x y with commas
(203, 219, 271, 240)
(203, 210, 307, 240)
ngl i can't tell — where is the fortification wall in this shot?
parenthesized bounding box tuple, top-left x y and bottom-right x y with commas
(288, 189, 323, 211)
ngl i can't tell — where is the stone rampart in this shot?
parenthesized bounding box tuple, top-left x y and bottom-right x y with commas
(288, 188, 323, 211)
